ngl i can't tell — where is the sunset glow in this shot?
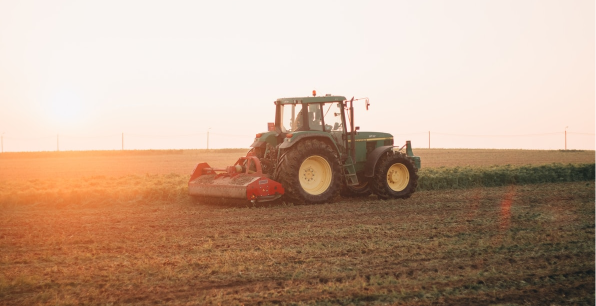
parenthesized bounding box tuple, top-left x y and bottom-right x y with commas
(0, 0, 593, 151)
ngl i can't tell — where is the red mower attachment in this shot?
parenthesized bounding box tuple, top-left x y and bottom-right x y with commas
(188, 153, 285, 203)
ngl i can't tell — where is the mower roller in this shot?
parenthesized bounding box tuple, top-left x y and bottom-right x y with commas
(188, 153, 285, 202)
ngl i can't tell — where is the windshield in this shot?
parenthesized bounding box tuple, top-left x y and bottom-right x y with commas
(280, 102, 344, 132)
(322, 102, 344, 132)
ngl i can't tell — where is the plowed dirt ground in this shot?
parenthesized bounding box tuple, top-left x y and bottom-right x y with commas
(1, 181, 594, 305)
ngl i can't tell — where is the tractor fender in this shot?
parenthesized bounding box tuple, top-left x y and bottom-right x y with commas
(250, 133, 279, 148)
(364, 146, 395, 178)
(278, 133, 341, 155)
(250, 140, 266, 148)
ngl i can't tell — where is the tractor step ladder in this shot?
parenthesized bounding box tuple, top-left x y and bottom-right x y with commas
(343, 156, 359, 186)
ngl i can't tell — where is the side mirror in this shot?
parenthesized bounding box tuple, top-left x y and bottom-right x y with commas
(355, 126, 360, 131)
(267, 122, 275, 131)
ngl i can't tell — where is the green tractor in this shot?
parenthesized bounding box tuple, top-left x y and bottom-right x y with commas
(188, 92, 421, 204)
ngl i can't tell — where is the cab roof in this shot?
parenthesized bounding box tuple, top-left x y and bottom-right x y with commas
(275, 96, 347, 105)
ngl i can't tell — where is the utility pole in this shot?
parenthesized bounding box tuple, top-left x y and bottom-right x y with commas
(207, 128, 211, 150)
(565, 126, 568, 150)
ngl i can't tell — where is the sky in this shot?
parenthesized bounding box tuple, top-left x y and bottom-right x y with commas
(0, 0, 594, 151)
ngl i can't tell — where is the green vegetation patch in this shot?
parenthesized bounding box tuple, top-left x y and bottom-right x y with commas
(417, 163, 595, 191)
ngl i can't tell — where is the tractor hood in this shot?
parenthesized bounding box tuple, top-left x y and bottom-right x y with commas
(351, 131, 394, 143)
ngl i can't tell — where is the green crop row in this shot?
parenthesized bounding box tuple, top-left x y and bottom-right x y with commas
(417, 163, 595, 191)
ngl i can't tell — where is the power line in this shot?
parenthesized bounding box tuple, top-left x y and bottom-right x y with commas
(60, 134, 120, 139)
(393, 132, 429, 135)
(1, 130, 593, 152)
(568, 131, 595, 136)
(433, 132, 563, 138)
(2, 131, 593, 140)
(126, 133, 206, 138)
(4, 136, 56, 140)
(210, 133, 253, 138)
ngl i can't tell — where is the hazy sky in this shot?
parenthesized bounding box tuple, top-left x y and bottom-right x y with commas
(0, 0, 594, 151)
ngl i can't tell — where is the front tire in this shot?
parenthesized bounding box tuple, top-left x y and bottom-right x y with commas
(275, 139, 341, 204)
(371, 152, 418, 200)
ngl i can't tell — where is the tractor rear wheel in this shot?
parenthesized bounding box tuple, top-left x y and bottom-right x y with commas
(371, 152, 418, 200)
(275, 139, 341, 204)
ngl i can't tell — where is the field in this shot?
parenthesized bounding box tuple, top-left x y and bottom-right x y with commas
(0, 149, 594, 305)
(0, 148, 593, 181)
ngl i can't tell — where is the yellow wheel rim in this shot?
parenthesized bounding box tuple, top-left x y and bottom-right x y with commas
(299, 155, 332, 195)
(387, 163, 409, 192)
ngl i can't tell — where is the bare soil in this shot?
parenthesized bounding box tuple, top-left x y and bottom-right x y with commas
(1, 181, 593, 305)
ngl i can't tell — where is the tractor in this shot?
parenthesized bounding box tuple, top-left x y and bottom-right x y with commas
(188, 91, 421, 204)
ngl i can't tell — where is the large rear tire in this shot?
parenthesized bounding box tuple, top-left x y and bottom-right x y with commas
(371, 152, 418, 200)
(275, 139, 341, 204)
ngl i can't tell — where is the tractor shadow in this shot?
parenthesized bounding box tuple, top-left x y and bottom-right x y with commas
(187, 194, 393, 209)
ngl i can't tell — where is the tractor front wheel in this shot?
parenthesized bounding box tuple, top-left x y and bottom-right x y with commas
(276, 139, 341, 204)
(371, 152, 418, 200)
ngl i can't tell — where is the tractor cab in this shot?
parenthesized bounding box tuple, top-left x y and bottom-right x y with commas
(271, 95, 353, 164)
(276, 95, 347, 134)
